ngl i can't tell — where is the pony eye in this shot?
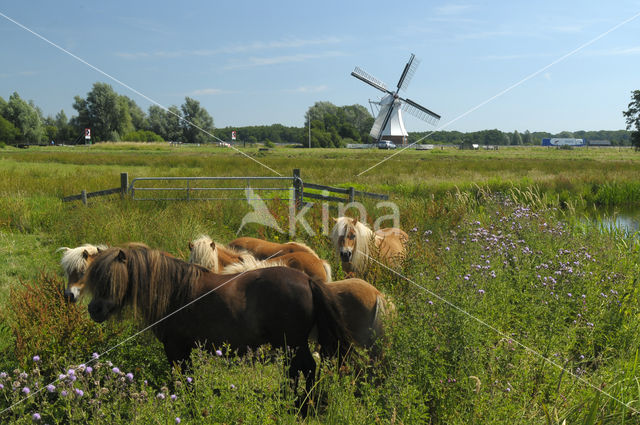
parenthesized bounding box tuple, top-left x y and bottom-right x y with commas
(348, 234, 356, 240)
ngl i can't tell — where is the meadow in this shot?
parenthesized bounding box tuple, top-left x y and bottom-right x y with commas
(1, 143, 640, 424)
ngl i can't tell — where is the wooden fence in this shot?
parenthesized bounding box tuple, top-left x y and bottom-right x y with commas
(62, 170, 388, 207)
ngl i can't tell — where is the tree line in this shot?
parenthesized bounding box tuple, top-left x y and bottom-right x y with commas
(0, 82, 214, 144)
(0, 82, 636, 147)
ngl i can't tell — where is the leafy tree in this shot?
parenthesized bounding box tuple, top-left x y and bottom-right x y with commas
(122, 130, 163, 142)
(0, 115, 20, 142)
(71, 82, 146, 142)
(54, 110, 73, 142)
(623, 90, 640, 150)
(180, 97, 214, 144)
(147, 105, 183, 142)
(3, 92, 45, 143)
(522, 130, 532, 145)
(512, 130, 522, 146)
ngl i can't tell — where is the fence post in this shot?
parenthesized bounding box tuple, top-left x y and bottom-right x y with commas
(293, 169, 302, 213)
(81, 190, 87, 205)
(120, 172, 128, 199)
(348, 187, 355, 203)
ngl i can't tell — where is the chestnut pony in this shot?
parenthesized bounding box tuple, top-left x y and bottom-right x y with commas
(228, 236, 320, 260)
(189, 235, 332, 283)
(330, 217, 408, 275)
(83, 244, 351, 414)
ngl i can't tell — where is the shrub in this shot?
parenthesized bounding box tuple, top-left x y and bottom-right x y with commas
(122, 130, 164, 143)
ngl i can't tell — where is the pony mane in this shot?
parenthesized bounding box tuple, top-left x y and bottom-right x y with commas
(85, 245, 204, 324)
(58, 244, 108, 278)
(330, 217, 375, 273)
(189, 235, 220, 272)
(221, 256, 287, 274)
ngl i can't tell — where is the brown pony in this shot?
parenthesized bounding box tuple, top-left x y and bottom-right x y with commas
(330, 217, 408, 275)
(189, 235, 332, 283)
(228, 236, 320, 260)
(58, 244, 108, 302)
(82, 244, 351, 414)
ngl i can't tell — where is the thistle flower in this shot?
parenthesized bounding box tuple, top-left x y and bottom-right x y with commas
(215, 349, 223, 357)
(22, 387, 30, 395)
(46, 384, 55, 392)
(32, 356, 40, 363)
(171, 394, 177, 401)
(126, 373, 134, 382)
(92, 353, 100, 360)
(175, 418, 181, 424)
(112, 367, 120, 374)
(61, 390, 68, 397)
(74, 388, 84, 397)
(157, 392, 165, 400)
(32, 412, 41, 421)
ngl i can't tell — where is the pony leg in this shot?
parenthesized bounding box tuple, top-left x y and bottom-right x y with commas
(289, 345, 317, 417)
(163, 341, 192, 373)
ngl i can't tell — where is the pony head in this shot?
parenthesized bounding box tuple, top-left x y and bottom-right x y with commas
(188, 235, 220, 272)
(57, 244, 107, 302)
(85, 248, 129, 323)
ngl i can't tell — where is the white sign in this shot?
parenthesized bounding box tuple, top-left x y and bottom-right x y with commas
(231, 131, 237, 141)
(84, 128, 91, 139)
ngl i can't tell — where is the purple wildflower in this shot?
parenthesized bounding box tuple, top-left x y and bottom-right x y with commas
(22, 387, 30, 395)
(171, 394, 177, 401)
(46, 384, 55, 392)
(0, 372, 6, 379)
(478, 289, 485, 294)
(186, 377, 193, 384)
(32, 413, 41, 421)
(92, 353, 100, 360)
(157, 392, 165, 400)
(74, 388, 84, 397)
(230, 384, 236, 390)
(60, 390, 68, 397)
(32, 356, 40, 363)
(67, 369, 75, 376)
(126, 373, 134, 382)
(85, 366, 93, 374)
(175, 418, 181, 424)
(215, 349, 223, 357)
(0, 384, 4, 390)
(112, 367, 120, 374)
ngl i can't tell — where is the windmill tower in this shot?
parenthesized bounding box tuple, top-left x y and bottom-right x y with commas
(351, 53, 440, 145)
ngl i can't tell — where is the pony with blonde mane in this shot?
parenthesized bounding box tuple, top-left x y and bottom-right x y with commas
(330, 217, 408, 275)
(83, 244, 351, 415)
(228, 236, 320, 260)
(57, 243, 108, 302)
(189, 235, 332, 283)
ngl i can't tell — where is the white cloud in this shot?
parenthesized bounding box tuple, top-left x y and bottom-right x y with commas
(189, 88, 226, 96)
(286, 85, 328, 94)
(435, 3, 472, 15)
(223, 51, 345, 70)
(116, 36, 343, 60)
(584, 46, 640, 56)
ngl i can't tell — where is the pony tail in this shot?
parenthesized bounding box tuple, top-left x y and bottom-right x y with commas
(308, 279, 352, 359)
(321, 261, 332, 282)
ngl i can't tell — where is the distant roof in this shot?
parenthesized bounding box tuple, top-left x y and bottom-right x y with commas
(588, 140, 611, 146)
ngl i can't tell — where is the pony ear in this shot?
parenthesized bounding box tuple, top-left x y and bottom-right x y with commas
(351, 217, 358, 225)
(331, 217, 338, 223)
(116, 249, 126, 263)
(82, 250, 89, 260)
(188, 241, 194, 250)
(210, 241, 216, 249)
(96, 246, 103, 253)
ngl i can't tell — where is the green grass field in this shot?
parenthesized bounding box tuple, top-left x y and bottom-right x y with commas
(1, 143, 640, 424)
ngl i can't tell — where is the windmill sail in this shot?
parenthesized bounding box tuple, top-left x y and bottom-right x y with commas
(351, 67, 388, 93)
(402, 98, 441, 126)
(369, 97, 394, 140)
(397, 54, 420, 92)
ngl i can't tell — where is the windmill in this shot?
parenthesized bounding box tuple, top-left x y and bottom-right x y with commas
(351, 53, 440, 146)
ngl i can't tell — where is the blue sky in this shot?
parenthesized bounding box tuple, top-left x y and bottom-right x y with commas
(1, 1, 639, 133)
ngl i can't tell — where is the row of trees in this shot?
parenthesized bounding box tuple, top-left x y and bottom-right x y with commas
(1, 83, 638, 147)
(0, 83, 215, 144)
